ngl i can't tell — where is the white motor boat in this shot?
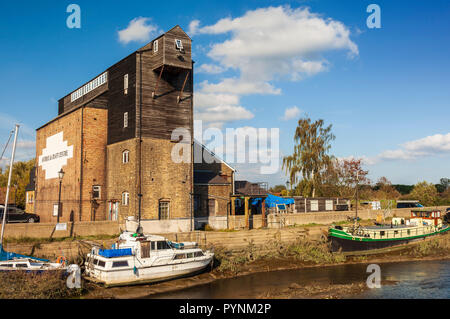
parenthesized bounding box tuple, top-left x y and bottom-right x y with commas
(0, 257, 66, 272)
(84, 231, 214, 287)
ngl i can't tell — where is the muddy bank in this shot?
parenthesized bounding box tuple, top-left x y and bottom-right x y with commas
(83, 233, 450, 299)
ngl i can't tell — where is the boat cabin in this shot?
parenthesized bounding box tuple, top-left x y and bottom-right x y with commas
(411, 210, 442, 226)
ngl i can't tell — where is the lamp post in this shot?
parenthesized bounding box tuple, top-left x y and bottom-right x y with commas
(57, 169, 65, 224)
(286, 181, 290, 197)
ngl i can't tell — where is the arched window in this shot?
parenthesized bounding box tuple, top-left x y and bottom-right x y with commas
(122, 192, 129, 206)
(122, 150, 130, 164)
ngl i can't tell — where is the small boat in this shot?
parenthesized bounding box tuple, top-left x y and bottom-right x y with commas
(0, 125, 67, 273)
(329, 209, 450, 253)
(0, 244, 67, 272)
(83, 231, 214, 287)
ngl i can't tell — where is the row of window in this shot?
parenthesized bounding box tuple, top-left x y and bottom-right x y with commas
(174, 251, 204, 260)
(71, 72, 107, 102)
(152, 39, 184, 53)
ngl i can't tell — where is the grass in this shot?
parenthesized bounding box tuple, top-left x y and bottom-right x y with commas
(213, 238, 346, 274)
(0, 270, 84, 299)
(409, 234, 450, 257)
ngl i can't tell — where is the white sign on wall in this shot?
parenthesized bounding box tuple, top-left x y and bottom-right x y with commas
(39, 132, 74, 180)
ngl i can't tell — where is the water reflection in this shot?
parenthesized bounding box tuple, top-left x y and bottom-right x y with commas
(148, 260, 450, 299)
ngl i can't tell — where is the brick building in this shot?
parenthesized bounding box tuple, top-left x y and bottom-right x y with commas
(193, 142, 235, 218)
(35, 26, 195, 226)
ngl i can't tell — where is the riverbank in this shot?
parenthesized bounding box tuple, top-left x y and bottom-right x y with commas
(83, 232, 450, 299)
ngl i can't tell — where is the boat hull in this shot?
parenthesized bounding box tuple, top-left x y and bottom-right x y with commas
(329, 226, 450, 253)
(85, 257, 213, 287)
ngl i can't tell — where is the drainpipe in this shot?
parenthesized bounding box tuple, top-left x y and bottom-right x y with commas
(79, 107, 84, 221)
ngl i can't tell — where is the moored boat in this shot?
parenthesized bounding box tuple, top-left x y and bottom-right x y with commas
(329, 209, 450, 253)
(83, 231, 214, 287)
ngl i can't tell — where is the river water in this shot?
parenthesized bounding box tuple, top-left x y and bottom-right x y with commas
(148, 259, 450, 299)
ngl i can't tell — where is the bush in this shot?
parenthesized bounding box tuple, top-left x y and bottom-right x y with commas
(0, 270, 83, 299)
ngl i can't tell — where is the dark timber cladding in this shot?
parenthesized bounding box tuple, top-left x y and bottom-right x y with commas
(36, 25, 195, 224)
(107, 53, 137, 144)
(137, 26, 193, 140)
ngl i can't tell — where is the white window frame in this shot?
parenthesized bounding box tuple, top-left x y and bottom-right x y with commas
(92, 185, 101, 200)
(122, 192, 129, 206)
(175, 39, 183, 50)
(159, 201, 170, 220)
(122, 150, 129, 164)
(124, 74, 128, 95)
(124, 112, 128, 128)
(310, 200, 319, 212)
(153, 40, 158, 53)
(325, 200, 333, 211)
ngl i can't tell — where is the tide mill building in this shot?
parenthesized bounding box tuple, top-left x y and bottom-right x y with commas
(35, 26, 205, 227)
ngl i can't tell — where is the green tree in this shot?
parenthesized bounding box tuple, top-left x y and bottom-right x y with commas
(282, 117, 335, 198)
(269, 185, 287, 194)
(0, 158, 35, 209)
(408, 181, 438, 207)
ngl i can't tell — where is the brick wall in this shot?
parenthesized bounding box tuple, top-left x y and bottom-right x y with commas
(107, 137, 192, 222)
(35, 107, 108, 222)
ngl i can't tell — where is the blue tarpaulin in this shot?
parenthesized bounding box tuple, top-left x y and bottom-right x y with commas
(98, 248, 132, 258)
(0, 244, 49, 262)
(251, 194, 294, 208)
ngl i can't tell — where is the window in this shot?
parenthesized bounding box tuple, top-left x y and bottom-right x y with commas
(153, 40, 158, 53)
(186, 253, 194, 259)
(157, 241, 170, 250)
(112, 261, 129, 268)
(122, 192, 129, 206)
(194, 251, 204, 257)
(124, 112, 128, 128)
(159, 201, 170, 220)
(122, 150, 129, 164)
(92, 186, 101, 199)
(124, 74, 129, 95)
(97, 260, 106, 268)
(16, 264, 28, 268)
(175, 39, 183, 50)
(310, 200, 319, 212)
(174, 254, 186, 260)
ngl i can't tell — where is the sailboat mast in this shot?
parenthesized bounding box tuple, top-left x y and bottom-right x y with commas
(0, 124, 20, 245)
(354, 170, 359, 228)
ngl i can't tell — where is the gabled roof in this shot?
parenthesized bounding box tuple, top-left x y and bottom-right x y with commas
(194, 172, 230, 185)
(193, 140, 236, 172)
(166, 25, 192, 40)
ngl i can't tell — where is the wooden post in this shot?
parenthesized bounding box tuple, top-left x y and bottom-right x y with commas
(229, 198, 235, 230)
(245, 197, 249, 229)
(262, 198, 266, 228)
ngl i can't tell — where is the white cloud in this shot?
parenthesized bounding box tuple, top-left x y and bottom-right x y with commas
(188, 20, 201, 36)
(199, 79, 281, 95)
(118, 17, 158, 44)
(282, 106, 301, 121)
(195, 6, 357, 82)
(191, 6, 357, 127)
(195, 105, 254, 124)
(194, 92, 240, 109)
(197, 64, 227, 74)
(360, 133, 450, 165)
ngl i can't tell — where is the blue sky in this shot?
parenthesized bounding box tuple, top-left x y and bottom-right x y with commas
(0, 0, 449, 187)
